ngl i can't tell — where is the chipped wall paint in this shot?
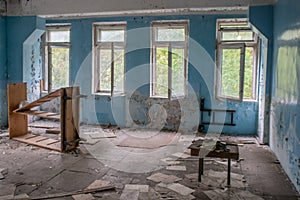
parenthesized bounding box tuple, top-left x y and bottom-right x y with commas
(271, 0, 300, 193)
(47, 14, 258, 134)
(248, 5, 273, 143)
(0, 16, 7, 127)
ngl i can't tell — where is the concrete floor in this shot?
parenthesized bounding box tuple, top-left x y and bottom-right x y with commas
(0, 123, 299, 200)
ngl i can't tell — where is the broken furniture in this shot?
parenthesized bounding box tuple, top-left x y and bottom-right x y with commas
(200, 97, 236, 127)
(7, 82, 80, 152)
(188, 139, 239, 186)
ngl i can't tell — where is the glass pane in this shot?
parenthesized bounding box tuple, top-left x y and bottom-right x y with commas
(221, 48, 241, 98)
(50, 47, 69, 90)
(244, 47, 254, 99)
(99, 30, 124, 42)
(172, 48, 185, 97)
(222, 31, 253, 41)
(114, 48, 125, 93)
(154, 47, 168, 97)
(99, 49, 112, 91)
(48, 30, 70, 42)
(156, 28, 185, 41)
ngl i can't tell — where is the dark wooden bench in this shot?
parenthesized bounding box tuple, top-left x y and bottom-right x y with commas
(188, 139, 239, 186)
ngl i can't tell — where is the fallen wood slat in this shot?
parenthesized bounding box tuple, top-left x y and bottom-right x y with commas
(46, 129, 60, 134)
(17, 110, 60, 120)
(13, 134, 61, 152)
(30, 185, 115, 200)
(14, 89, 61, 112)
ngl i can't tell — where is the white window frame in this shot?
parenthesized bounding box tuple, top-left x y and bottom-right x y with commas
(92, 22, 126, 96)
(43, 24, 71, 92)
(150, 20, 189, 99)
(215, 19, 259, 102)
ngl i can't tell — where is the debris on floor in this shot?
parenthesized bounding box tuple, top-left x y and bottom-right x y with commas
(0, 168, 8, 180)
(124, 184, 149, 192)
(72, 193, 95, 200)
(172, 152, 190, 159)
(200, 170, 247, 189)
(86, 179, 112, 190)
(160, 157, 181, 165)
(166, 165, 187, 171)
(157, 182, 195, 196)
(119, 189, 139, 200)
(147, 172, 182, 183)
(203, 188, 264, 200)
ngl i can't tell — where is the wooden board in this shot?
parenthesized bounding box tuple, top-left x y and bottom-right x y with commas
(14, 89, 61, 112)
(18, 110, 60, 120)
(13, 133, 61, 151)
(46, 129, 60, 134)
(7, 83, 28, 138)
(61, 87, 80, 151)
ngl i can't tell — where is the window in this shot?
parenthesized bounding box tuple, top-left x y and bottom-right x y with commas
(151, 21, 188, 98)
(215, 19, 259, 101)
(43, 24, 70, 92)
(93, 23, 126, 95)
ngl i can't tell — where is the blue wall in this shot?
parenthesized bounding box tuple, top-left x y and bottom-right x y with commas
(271, 0, 300, 193)
(48, 14, 258, 134)
(0, 16, 7, 127)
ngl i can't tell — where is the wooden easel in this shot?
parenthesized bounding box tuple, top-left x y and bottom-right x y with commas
(7, 83, 80, 152)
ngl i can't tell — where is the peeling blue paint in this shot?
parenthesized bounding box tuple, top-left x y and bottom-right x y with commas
(48, 14, 258, 134)
(0, 16, 7, 127)
(271, 0, 300, 193)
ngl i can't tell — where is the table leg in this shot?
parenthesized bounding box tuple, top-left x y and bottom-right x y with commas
(198, 158, 204, 182)
(227, 158, 231, 186)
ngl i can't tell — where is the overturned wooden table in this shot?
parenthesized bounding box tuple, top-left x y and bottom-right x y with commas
(188, 139, 239, 186)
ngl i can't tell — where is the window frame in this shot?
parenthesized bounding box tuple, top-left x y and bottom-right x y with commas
(215, 19, 259, 102)
(150, 20, 189, 99)
(43, 24, 71, 92)
(92, 22, 126, 96)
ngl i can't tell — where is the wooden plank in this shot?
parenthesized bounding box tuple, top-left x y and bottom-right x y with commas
(46, 129, 60, 134)
(30, 185, 115, 200)
(14, 89, 61, 112)
(18, 110, 60, 120)
(62, 87, 80, 151)
(7, 83, 28, 138)
(13, 134, 61, 152)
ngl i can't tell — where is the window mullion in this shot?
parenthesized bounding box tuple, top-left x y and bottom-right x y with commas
(111, 43, 114, 96)
(48, 45, 52, 92)
(239, 45, 246, 101)
(168, 44, 172, 99)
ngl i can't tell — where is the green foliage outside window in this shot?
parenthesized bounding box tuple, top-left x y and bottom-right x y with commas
(51, 47, 69, 90)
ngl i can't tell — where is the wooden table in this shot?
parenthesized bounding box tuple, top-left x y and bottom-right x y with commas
(188, 140, 239, 186)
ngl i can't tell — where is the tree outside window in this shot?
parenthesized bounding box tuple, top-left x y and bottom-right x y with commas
(216, 19, 259, 101)
(44, 24, 70, 92)
(93, 23, 126, 95)
(151, 21, 188, 99)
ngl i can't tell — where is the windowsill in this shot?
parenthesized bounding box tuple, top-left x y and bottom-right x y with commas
(216, 96, 257, 103)
(92, 92, 126, 97)
(150, 95, 187, 100)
